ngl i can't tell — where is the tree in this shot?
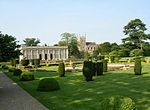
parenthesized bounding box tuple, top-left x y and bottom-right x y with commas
(122, 19, 150, 50)
(99, 42, 111, 55)
(23, 38, 40, 46)
(59, 32, 79, 58)
(0, 32, 20, 61)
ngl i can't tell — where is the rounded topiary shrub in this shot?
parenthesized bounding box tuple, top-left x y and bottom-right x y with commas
(100, 96, 136, 110)
(134, 57, 142, 75)
(83, 61, 93, 81)
(13, 69, 22, 76)
(21, 59, 29, 66)
(103, 59, 108, 72)
(97, 61, 103, 75)
(58, 62, 65, 77)
(37, 78, 60, 92)
(20, 72, 35, 81)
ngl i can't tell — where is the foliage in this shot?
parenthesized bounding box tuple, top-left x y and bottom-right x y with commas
(97, 61, 103, 75)
(21, 59, 29, 66)
(103, 59, 108, 72)
(23, 38, 40, 46)
(20, 72, 35, 81)
(99, 42, 111, 55)
(122, 19, 150, 50)
(13, 69, 22, 76)
(134, 57, 142, 75)
(100, 96, 136, 110)
(82, 61, 93, 81)
(59, 32, 79, 58)
(2, 64, 9, 69)
(130, 49, 143, 57)
(11, 59, 19, 66)
(9, 68, 15, 72)
(58, 62, 65, 77)
(37, 78, 60, 92)
(0, 32, 20, 61)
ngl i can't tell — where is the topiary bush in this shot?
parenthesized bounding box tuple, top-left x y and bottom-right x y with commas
(103, 59, 108, 72)
(97, 61, 103, 75)
(20, 72, 35, 81)
(2, 65, 9, 70)
(13, 69, 22, 76)
(21, 59, 29, 66)
(100, 96, 136, 110)
(92, 62, 97, 76)
(58, 62, 65, 77)
(134, 57, 142, 75)
(37, 78, 60, 92)
(83, 61, 93, 81)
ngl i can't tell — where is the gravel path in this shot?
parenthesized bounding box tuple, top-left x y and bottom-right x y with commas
(0, 71, 49, 110)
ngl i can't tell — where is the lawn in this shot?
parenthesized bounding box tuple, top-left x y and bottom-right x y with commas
(4, 63, 150, 110)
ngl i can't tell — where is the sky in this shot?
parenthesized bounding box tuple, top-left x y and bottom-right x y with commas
(0, 0, 150, 45)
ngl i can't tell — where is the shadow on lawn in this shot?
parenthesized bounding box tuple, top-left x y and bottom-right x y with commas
(56, 72, 150, 110)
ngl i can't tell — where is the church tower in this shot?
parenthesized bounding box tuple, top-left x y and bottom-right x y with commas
(78, 35, 86, 51)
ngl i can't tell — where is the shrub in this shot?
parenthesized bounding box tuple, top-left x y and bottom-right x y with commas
(20, 72, 35, 81)
(97, 61, 103, 75)
(13, 69, 22, 76)
(92, 62, 97, 76)
(37, 78, 60, 92)
(103, 59, 108, 72)
(83, 61, 93, 81)
(58, 62, 65, 77)
(21, 59, 29, 66)
(100, 96, 136, 110)
(134, 57, 142, 75)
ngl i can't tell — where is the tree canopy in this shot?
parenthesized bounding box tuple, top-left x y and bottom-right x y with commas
(0, 32, 20, 61)
(122, 19, 150, 50)
(23, 38, 40, 46)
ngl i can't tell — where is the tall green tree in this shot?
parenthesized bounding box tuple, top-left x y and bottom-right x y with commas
(23, 38, 40, 46)
(59, 32, 79, 58)
(99, 42, 111, 55)
(0, 32, 20, 61)
(122, 19, 150, 50)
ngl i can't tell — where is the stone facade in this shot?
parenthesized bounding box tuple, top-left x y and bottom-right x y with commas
(19, 46, 68, 61)
(78, 36, 98, 53)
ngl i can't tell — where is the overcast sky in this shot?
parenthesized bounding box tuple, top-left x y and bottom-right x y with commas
(0, 0, 150, 45)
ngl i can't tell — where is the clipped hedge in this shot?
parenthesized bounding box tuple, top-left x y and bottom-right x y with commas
(83, 61, 93, 81)
(2, 65, 9, 69)
(97, 61, 103, 75)
(20, 72, 35, 81)
(37, 78, 60, 92)
(21, 59, 29, 66)
(134, 57, 142, 75)
(100, 96, 136, 110)
(58, 62, 65, 77)
(13, 69, 22, 76)
(103, 59, 108, 72)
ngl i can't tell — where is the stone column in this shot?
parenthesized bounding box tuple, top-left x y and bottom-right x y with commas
(53, 49, 55, 60)
(37, 50, 39, 59)
(48, 49, 50, 60)
(42, 50, 45, 60)
(66, 49, 68, 59)
(31, 50, 33, 59)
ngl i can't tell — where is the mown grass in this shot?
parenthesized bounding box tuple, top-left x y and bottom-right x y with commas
(4, 63, 150, 110)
